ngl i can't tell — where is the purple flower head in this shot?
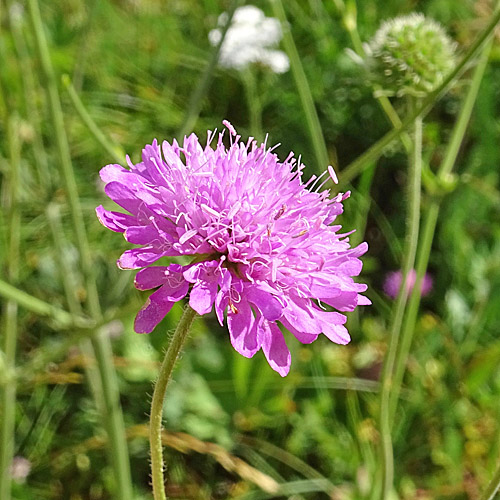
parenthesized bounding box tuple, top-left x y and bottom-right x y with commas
(96, 122, 369, 376)
(383, 269, 433, 300)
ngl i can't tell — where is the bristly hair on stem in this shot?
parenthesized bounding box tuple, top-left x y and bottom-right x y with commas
(150, 305, 198, 500)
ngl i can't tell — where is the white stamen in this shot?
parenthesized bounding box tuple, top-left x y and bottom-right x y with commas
(310, 170, 328, 191)
(328, 165, 339, 184)
(179, 228, 198, 244)
(271, 260, 277, 282)
(201, 204, 221, 218)
(227, 200, 241, 219)
(316, 175, 333, 193)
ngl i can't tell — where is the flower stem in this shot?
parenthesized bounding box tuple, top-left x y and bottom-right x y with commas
(242, 69, 263, 142)
(270, 0, 331, 173)
(388, 39, 492, 425)
(0, 110, 21, 500)
(27, 1, 133, 498)
(378, 99, 422, 499)
(150, 306, 197, 500)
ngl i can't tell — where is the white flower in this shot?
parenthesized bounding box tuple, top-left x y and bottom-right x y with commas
(260, 49, 290, 74)
(209, 5, 289, 73)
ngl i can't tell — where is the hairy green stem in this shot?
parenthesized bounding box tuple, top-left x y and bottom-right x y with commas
(0, 111, 21, 500)
(379, 99, 422, 499)
(388, 40, 492, 425)
(28, 1, 133, 498)
(270, 0, 330, 173)
(339, 6, 500, 185)
(62, 75, 126, 164)
(177, 0, 241, 139)
(150, 306, 197, 500)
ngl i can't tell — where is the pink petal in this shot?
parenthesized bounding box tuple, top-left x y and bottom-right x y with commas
(357, 294, 371, 305)
(227, 301, 260, 358)
(214, 270, 232, 325)
(322, 323, 351, 344)
(134, 282, 188, 333)
(322, 291, 359, 312)
(246, 284, 284, 321)
(104, 182, 144, 214)
(99, 163, 131, 184)
(141, 142, 171, 186)
(134, 265, 184, 290)
(260, 321, 291, 377)
(282, 298, 322, 334)
(312, 306, 350, 344)
(125, 225, 160, 245)
(118, 246, 165, 269)
(189, 280, 218, 315)
(95, 205, 137, 233)
(280, 318, 318, 344)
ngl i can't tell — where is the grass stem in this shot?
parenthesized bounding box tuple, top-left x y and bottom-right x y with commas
(7, 2, 51, 191)
(27, 1, 133, 498)
(177, 0, 242, 139)
(242, 69, 264, 142)
(0, 112, 21, 500)
(388, 39, 492, 425)
(379, 99, 422, 498)
(46, 204, 107, 419)
(62, 75, 126, 164)
(270, 0, 331, 173)
(150, 306, 197, 500)
(0, 279, 93, 329)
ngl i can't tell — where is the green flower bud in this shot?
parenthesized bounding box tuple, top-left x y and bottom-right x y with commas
(366, 13, 457, 98)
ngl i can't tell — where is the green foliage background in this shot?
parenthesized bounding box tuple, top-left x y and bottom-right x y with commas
(1, 0, 500, 499)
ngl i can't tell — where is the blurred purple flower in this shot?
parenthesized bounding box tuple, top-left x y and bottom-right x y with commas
(96, 122, 369, 376)
(383, 269, 433, 300)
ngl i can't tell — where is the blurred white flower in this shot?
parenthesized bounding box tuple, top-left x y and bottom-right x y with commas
(209, 5, 289, 73)
(260, 49, 290, 74)
(10, 456, 31, 483)
(9, 2, 24, 23)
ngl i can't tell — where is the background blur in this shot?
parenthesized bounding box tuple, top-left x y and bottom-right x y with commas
(1, 1, 500, 499)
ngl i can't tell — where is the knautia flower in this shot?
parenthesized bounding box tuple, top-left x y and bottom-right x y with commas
(383, 269, 433, 300)
(208, 5, 290, 74)
(365, 13, 457, 97)
(96, 122, 369, 376)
